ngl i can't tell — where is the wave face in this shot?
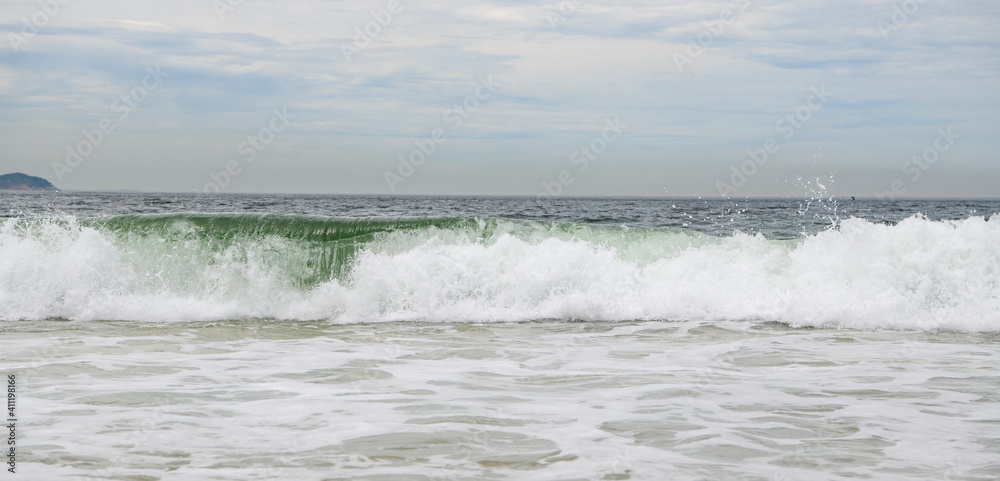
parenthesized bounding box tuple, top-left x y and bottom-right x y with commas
(1, 214, 998, 331)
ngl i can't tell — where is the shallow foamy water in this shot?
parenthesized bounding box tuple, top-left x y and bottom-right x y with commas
(4, 320, 998, 480)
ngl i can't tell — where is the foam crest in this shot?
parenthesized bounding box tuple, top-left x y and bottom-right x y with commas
(1, 214, 997, 331)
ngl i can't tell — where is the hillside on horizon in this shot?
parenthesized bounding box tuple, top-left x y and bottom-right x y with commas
(0, 172, 59, 191)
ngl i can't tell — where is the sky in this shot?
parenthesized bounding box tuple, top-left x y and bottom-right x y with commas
(0, 0, 998, 197)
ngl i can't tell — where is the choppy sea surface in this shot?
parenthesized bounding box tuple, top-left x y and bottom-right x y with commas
(2, 193, 999, 480)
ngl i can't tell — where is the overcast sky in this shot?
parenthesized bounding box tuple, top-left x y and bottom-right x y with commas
(1, 0, 998, 197)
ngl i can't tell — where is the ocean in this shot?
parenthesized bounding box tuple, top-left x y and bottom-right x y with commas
(1, 193, 998, 480)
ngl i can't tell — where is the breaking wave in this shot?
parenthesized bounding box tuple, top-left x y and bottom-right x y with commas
(1, 213, 998, 331)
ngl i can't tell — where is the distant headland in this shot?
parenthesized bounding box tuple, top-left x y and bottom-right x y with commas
(0, 173, 59, 191)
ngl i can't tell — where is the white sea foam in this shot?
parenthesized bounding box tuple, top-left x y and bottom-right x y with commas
(1, 214, 998, 331)
(7, 320, 999, 480)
